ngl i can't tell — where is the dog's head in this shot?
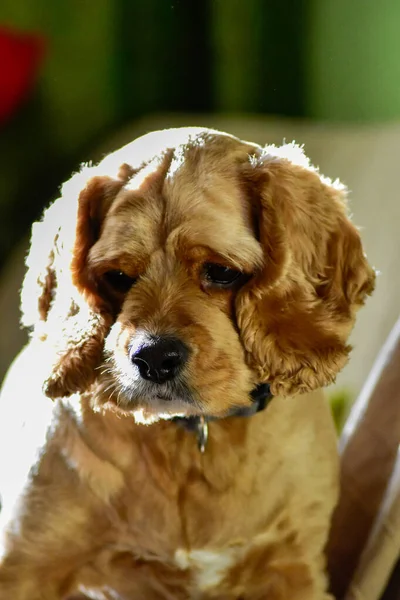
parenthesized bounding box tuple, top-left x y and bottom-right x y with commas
(21, 127, 375, 419)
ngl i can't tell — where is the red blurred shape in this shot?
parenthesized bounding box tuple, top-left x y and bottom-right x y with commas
(0, 27, 46, 124)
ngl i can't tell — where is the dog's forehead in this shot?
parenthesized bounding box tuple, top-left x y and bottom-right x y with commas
(101, 126, 252, 173)
(163, 133, 252, 211)
(93, 129, 263, 269)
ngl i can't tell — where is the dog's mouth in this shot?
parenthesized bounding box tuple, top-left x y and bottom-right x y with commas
(115, 377, 201, 420)
(129, 387, 199, 425)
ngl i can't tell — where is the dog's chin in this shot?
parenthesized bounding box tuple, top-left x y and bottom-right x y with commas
(115, 382, 199, 425)
(130, 407, 187, 425)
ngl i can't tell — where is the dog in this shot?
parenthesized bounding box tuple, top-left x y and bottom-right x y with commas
(0, 127, 375, 599)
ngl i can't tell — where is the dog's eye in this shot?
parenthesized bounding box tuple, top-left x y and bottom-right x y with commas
(104, 270, 137, 293)
(203, 263, 242, 286)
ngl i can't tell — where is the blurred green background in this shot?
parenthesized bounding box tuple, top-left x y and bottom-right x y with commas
(1, 0, 400, 270)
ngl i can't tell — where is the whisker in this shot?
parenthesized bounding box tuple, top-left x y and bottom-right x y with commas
(103, 382, 118, 396)
(107, 383, 119, 402)
(116, 386, 125, 406)
(98, 367, 114, 377)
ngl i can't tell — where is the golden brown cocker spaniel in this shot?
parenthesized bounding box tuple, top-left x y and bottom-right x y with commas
(0, 128, 375, 599)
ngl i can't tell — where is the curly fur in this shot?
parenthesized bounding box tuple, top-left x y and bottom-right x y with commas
(237, 145, 375, 395)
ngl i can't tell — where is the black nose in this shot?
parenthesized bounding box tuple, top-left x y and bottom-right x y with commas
(130, 336, 189, 384)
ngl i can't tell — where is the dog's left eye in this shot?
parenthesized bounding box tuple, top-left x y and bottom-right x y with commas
(103, 270, 137, 293)
(203, 263, 242, 286)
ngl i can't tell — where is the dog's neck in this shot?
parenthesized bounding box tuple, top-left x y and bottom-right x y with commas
(172, 383, 273, 452)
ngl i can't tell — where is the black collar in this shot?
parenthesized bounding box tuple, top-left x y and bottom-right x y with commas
(173, 383, 273, 452)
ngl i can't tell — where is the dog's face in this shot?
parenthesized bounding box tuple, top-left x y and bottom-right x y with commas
(21, 128, 375, 420)
(87, 135, 263, 418)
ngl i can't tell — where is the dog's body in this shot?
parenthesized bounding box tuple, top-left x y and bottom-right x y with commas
(0, 128, 374, 599)
(1, 345, 338, 599)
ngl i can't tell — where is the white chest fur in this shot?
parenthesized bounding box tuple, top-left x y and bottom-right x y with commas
(175, 548, 237, 591)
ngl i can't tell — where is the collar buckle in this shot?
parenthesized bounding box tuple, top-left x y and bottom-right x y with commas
(173, 383, 272, 454)
(196, 415, 208, 453)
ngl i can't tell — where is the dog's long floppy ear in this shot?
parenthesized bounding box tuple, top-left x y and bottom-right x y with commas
(21, 164, 129, 399)
(237, 144, 376, 396)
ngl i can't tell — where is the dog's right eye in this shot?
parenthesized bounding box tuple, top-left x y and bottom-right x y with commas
(103, 270, 137, 293)
(203, 263, 243, 286)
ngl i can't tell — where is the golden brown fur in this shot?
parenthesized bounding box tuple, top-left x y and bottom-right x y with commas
(0, 127, 374, 599)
